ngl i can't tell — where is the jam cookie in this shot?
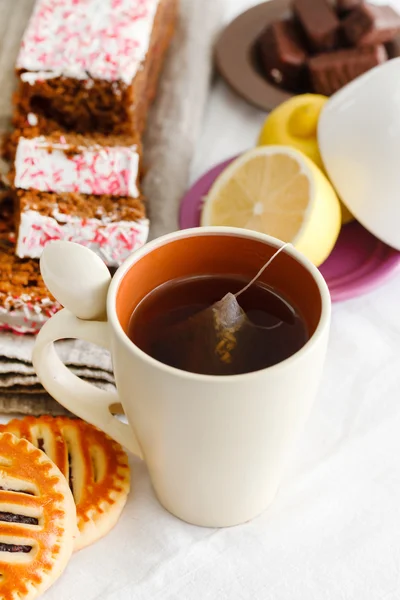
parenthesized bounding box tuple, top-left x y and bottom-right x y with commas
(0, 432, 76, 600)
(0, 417, 130, 551)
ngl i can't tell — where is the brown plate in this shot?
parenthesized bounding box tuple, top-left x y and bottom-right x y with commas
(215, 0, 400, 112)
(215, 0, 293, 112)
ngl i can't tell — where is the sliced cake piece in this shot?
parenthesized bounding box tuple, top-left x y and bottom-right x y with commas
(13, 133, 149, 266)
(15, 189, 148, 267)
(0, 197, 60, 335)
(14, 133, 141, 197)
(13, 0, 177, 136)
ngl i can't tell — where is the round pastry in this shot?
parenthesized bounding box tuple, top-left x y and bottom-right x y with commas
(0, 417, 130, 551)
(0, 432, 76, 600)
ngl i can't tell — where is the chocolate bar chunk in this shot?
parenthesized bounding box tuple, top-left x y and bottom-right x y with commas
(308, 45, 387, 96)
(293, 0, 340, 51)
(386, 35, 400, 60)
(336, 0, 363, 16)
(343, 4, 400, 46)
(258, 20, 308, 92)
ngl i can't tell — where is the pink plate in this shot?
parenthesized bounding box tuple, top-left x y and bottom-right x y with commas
(179, 157, 400, 302)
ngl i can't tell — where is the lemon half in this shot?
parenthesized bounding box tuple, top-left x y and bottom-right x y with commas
(201, 146, 341, 267)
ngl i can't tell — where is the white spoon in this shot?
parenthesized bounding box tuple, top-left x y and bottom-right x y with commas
(40, 241, 111, 320)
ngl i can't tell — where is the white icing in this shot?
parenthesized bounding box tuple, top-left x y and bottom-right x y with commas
(27, 113, 38, 126)
(0, 296, 59, 334)
(17, 210, 149, 267)
(17, 0, 160, 85)
(20, 70, 76, 84)
(15, 136, 140, 198)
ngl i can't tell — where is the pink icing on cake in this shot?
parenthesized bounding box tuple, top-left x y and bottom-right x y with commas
(15, 136, 140, 198)
(17, 0, 160, 84)
(0, 294, 60, 335)
(17, 210, 149, 267)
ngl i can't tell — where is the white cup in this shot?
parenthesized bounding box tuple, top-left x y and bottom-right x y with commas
(32, 227, 331, 527)
(318, 57, 400, 250)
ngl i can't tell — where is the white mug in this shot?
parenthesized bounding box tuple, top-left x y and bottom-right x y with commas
(32, 227, 331, 527)
(318, 57, 400, 250)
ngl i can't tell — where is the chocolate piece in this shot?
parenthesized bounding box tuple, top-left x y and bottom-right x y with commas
(308, 45, 387, 96)
(386, 35, 400, 60)
(293, 0, 340, 51)
(258, 20, 308, 92)
(215, 1, 295, 112)
(336, 0, 363, 16)
(343, 4, 400, 46)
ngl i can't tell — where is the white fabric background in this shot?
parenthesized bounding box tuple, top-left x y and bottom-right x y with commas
(4, 1, 400, 598)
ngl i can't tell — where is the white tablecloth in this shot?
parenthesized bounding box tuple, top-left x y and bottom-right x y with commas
(6, 1, 400, 598)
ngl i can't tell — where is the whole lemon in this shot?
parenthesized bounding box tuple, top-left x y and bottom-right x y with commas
(258, 94, 327, 169)
(258, 94, 354, 224)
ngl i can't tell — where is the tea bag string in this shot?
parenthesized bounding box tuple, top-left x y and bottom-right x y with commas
(235, 242, 292, 299)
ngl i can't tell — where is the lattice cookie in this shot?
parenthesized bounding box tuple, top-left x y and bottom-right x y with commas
(0, 417, 130, 551)
(0, 432, 76, 600)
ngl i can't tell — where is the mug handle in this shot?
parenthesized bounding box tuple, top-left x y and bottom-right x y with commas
(32, 308, 143, 458)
